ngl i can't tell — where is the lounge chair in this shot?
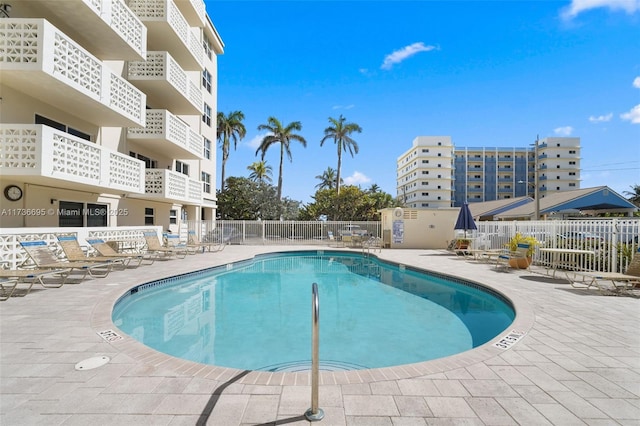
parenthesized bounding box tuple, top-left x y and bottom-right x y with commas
(0, 268, 70, 300)
(142, 231, 188, 259)
(85, 238, 156, 267)
(56, 235, 128, 269)
(187, 230, 226, 252)
(19, 240, 112, 279)
(164, 233, 200, 255)
(495, 243, 530, 271)
(327, 231, 344, 248)
(569, 247, 640, 295)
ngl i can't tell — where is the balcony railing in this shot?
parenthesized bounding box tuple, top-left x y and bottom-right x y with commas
(128, 110, 204, 159)
(0, 19, 146, 128)
(128, 51, 202, 115)
(140, 169, 203, 204)
(20, 0, 146, 60)
(174, 0, 206, 26)
(128, 0, 204, 70)
(0, 124, 145, 194)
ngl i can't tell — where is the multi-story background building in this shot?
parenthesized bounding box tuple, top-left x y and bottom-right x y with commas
(0, 0, 223, 230)
(397, 136, 581, 207)
(396, 136, 454, 209)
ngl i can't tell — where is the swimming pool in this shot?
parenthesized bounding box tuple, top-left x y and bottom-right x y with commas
(112, 251, 515, 371)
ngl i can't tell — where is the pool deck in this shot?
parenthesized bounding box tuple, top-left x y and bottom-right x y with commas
(1, 245, 639, 425)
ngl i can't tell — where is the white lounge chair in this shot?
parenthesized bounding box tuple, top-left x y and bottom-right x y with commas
(19, 240, 112, 279)
(569, 247, 640, 295)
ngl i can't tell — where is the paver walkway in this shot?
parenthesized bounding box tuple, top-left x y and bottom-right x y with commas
(1, 246, 638, 425)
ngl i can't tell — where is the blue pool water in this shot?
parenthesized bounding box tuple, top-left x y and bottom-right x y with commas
(112, 251, 514, 371)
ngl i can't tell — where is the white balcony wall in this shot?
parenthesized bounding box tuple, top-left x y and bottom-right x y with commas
(141, 169, 203, 204)
(128, 0, 204, 70)
(128, 51, 202, 115)
(128, 110, 204, 159)
(0, 124, 145, 194)
(15, 0, 147, 60)
(0, 19, 146, 128)
(174, 0, 206, 26)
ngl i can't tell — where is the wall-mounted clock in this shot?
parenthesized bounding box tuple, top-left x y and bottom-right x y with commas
(4, 185, 23, 201)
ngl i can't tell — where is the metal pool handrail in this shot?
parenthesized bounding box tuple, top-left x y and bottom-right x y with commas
(305, 282, 324, 421)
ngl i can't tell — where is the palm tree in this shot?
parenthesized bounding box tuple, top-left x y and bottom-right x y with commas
(217, 111, 246, 190)
(315, 167, 342, 190)
(320, 115, 362, 194)
(366, 183, 381, 194)
(255, 117, 307, 200)
(247, 160, 273, 184)
(623, 184, 640, 207)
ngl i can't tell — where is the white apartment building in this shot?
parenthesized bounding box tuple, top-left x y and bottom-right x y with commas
(396, 136, 454, 209)
(0, 0, 223, 231)
(397, 136, 581, 207)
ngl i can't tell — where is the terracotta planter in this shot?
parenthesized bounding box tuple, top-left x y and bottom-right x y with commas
(509, 257, 532, 269)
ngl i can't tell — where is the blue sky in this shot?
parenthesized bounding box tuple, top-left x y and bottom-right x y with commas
(208, 0, 640, 203)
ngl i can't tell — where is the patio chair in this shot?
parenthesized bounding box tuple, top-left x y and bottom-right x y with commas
(494, 243, 530, 271)
(327, 231, 344, 248)
(163, 233, 200, 255)
(56, 235, 128, 269)
(0, 268, 71, 300)
(19, 240, 112, 279)
(85, 238, 156, 266)
(569, 247, 640, 295)
(142, 231, 188, 259)
(187, 230, 226, 252)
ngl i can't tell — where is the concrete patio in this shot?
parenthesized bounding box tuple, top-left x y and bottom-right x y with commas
(1, 245, 639, 425)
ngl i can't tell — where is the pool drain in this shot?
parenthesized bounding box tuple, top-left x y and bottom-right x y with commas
(75, 356, 110, 371)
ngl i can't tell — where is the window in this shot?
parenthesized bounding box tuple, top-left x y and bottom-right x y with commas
(557, 165, 560, 168)
(203, 138, 211, 159)
(437, 153, 442, 157)
(169, 209, 178, 225)
(422, 192, 429, 196)
(145, 208, 154, 225)
(35, 114, 91, 141)
(437, 196, 441, 200)
(203, 103, 212, 126)
(569, 161, 576, 165)
(569, 172, 576, 176)
(422, 182, 428, 185)
(175, 160, 189, 176)
(569, 150, 576, 154)
(129, 151, 157, 169)
(202, 69, 212, 93)
(557, 154, 561, 158)
(422, 171, 429, 175)
(438, 164, 441, 168)
(203, 34, 213, 60)
(437, 185, 441, 189)
(422, 160, 429, 164)
(202, 172, 211, 193)
(437, 142, 442, 146)
(569, 183, 576, 187)
(422, 149, 429, 153)
(58, 201, 107, 227)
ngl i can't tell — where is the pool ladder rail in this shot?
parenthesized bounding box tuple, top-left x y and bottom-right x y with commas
(305, 282, 324, 422)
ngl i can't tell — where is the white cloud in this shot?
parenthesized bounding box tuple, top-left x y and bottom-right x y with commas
(561, 0, 640, 20)
(246, 132, 271, 149)
(633, 76, 640, 88)
(620, 104, 640, 124)
(554, 126, 574, 136)
(343, 171, 371, 186)
(381, 42, 437, 70)
(588, 113, 613, 123)
(332, 104, 355, 110)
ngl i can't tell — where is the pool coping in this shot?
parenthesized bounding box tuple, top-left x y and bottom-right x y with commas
(90, 248, 535, 386)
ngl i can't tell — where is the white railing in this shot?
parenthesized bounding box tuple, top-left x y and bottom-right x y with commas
(127, 110, 203, 159)
(0, 226, 161, 269)
(127, 51, 202, 113)
(472, 218, 639, 274)
(0, 124, 145, 194)
(107, 0, 147, 57)
(128, 0, 203, 70)
(174, 0, 206, 26)
(185, 220, 383, 245)
(143, 169, 203, 203)
(0, 19, 146, 126)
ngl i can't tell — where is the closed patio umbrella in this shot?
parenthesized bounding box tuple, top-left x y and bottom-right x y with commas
(454, 202, 477, 237)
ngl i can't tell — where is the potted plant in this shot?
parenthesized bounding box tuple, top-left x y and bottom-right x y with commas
(454, 238, 471, 250)
(508, 233, 538, 268)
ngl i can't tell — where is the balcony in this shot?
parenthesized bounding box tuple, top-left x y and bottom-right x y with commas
(17, 0, 146, 60)
(0, 124, 145, 194)
(0, 19, 146, 128)
(138, 169, 203, 204)
(128, 51, 202, 115)
(128, 110, 204, 159)
(174, 0, 206, 26)
(128, 0, 203, 70)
